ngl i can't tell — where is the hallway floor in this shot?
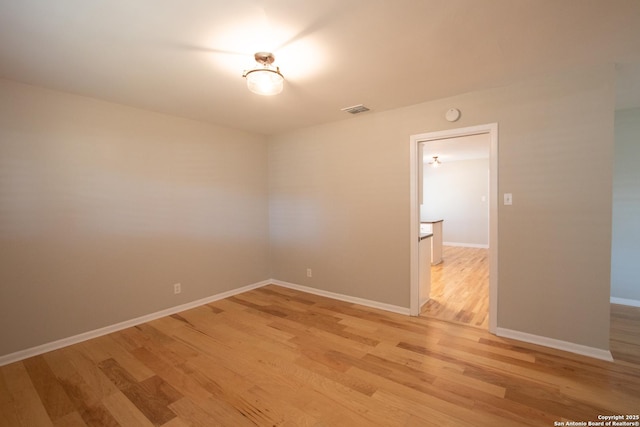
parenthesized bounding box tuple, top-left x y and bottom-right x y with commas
(420, 245, 640, 364)
(421, 246, 489, 329)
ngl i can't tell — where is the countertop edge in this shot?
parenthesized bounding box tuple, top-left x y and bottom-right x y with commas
(419, 233, 433, 241)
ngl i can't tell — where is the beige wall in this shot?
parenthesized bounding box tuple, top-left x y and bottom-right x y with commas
(268, 118, 411, 306)
(0, 79, 270, 356)
(0, 62, 616, 358)
(269, 64, 615, 350)
(423, 158, 490, 246)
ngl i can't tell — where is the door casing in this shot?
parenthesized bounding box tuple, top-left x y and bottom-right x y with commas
(409, 123, 498, 333)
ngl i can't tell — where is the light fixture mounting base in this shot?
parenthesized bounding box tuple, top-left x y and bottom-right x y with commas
(254, 52, 275, 66)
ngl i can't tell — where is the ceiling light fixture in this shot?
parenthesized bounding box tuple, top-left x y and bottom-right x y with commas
(242, 52, 284, 96)
(429, 156, 442, 168)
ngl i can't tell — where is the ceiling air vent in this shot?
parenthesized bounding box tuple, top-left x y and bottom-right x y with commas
(341, 104, 370, 114)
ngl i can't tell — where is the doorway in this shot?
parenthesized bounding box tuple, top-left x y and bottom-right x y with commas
(409, 123, 498, 334)
(422, 134, 490, 328)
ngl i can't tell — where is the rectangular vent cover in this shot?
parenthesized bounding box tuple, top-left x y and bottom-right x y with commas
(341, 104, 370, 114)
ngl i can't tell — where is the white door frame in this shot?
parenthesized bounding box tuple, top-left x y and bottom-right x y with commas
(409, 123, 498, 334)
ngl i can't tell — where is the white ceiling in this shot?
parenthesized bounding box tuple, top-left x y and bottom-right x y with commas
(1, 0, 639, 135)
(422, 133, 489, 164)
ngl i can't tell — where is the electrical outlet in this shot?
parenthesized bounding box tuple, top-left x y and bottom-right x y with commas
(306, 268, 312, 278)
(173, 283, 181, 294)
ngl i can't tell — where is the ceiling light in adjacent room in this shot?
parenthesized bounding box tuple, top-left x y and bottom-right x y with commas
(429, 156, 442, 168)
(242, 52, 284, 96)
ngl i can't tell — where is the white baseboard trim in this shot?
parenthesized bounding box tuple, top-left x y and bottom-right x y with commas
(0, 280, 271, 367)
(443, 242, 489, 249)
(4, 278, 617, 366)
(271, 279, 411, 316)
(610, 296, 640, 308)
(496, 327, 613, 362)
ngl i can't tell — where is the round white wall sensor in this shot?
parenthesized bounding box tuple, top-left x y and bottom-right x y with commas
(445, 108, 461, 122)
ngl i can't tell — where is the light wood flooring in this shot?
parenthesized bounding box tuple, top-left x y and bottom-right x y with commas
(419, 245, 640, 366)
(611, 303, 640, 366)
(421, 245, 489, 329)
(1, 284, 639, 426)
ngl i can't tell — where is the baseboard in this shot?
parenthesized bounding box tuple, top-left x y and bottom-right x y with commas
(443, 242, 489, 249)
(0, 280, 271, 367)
(0, 279, 409, 366)
(610, 296, 640, 308)
(271, 279, 411, 316)
(496, 327, 613, 362)
(4, 278, 616, 366)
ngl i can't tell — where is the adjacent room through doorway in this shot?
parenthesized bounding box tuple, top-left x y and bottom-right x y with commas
(420, 133, 491, 329)
(410, 124, 497, 332)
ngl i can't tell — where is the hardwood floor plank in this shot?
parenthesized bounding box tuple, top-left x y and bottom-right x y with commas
(370, 340, 465, 374)
(132, 347, 255, 426)
(354, 367, 506, 427)
(52, 411, 87, 427)
(60, 347, 120, 403)
(160, 417, 191, 427)
(370, 389, 471, 427)
(273, 318, 378, 356)
(98, 358, 180, 426)
(1, 284, 639, 425)
(43, 345, 118, 426)
(185, 352, 321, 426)
(81, 334, 155, 382)
(0, 370, 23, 427)
(611, 304, 640, 366)
(433, 366, 507, 399)
(276, 360, 412, 426)
(101, 391, 156, 427)
(1, 362, 55, 427)
(22, 355, 76, 421)
(168, 397, 254, 427)
(51, 369, 120, 427)
(422, 246, 490, 329)
(294, 355, 378, 396)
